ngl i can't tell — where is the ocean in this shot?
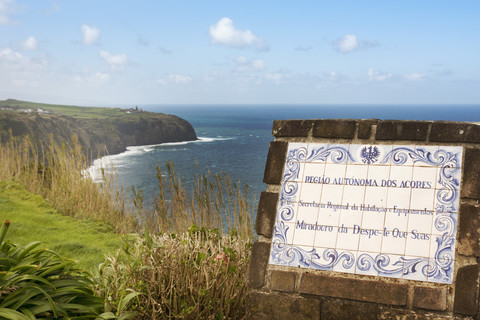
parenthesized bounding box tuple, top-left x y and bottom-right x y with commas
(86, 104, 480, 207)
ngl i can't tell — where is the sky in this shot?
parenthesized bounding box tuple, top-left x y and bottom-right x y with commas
(0, 0, 479, 106)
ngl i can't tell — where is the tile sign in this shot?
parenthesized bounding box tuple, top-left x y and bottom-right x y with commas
(269, 143, 463, 284)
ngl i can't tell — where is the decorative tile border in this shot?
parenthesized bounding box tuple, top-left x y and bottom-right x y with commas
(269, 143, 463, 284)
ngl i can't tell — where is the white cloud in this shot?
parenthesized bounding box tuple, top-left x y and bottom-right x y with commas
(233, 56, 266, 72)
(81, 24, 100, 45)
(22, 36, 37, 51)
(264, 73, 284, 83)
(294, 45, 312, 51)
(209, 17, 269, 51)
(0, 47, 47, 88)
(367, 68, 392, 82)
(335, 34, 380, 53)
(235, 56, 248, 64)
(405, 73, 426, 81)
(336, 34, 359, 53)
(0, 0, 18, 25)
(252, 59, 266, 70)
(99, 50, 127, 70)
(74, 72, 110, 84)
(168, 74, 191, 83)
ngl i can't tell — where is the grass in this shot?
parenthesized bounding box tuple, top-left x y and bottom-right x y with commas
(0, 99, 127, 119)
(0, 180, 122, 272)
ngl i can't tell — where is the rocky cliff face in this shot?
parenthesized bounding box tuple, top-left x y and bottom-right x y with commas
(0, 110, 197, 158)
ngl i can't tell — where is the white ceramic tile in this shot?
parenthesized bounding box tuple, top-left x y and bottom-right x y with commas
(404, 233, 431, 258)
(407, 212, 434, 234)
(345, 162, 369, 178)
(409, 188, 436, 211)
(306, 143, 330, 163)
(280, 222, 296, 245)
(386, 187, 412, 212)
(316, 207, 340, 227)
(295, 205, 320, 225)
(375, 145, 394, 162)
(276, 201, 298, 223)
(320, 184, 344, 207)
(363, 186, 388, 208)
(324, 144, 351, 164)
(434, 188, 460, 214)
(314, 226, 337, 248)
(332, 250, 357, 274)
(292, 226, 316, 247)
(335, 227, 360, 251)
(440, 146, 463, 168)
(388, 145, 417, 166)
(279, 181, 302, 204)
(323, 162, 347, 180)
(366, 164, 391, 182)
(355, 252, 379, 277)
(342, 185, 366, 207)
(381, 232, 407, 255)
(379, 253, 406, 280)
(310, 247, 333, 271)
(384, 211, 409, 233)
(427, 259, 453, 284)
(411, 166, 438, 189)
(288, 245, 313, 269)
(349, 144, 393, 165)
(402, 257, 429, 282)
(347, 144, 366, 164)
(298, 182, 323, 206)
(338, 209, 363, 229)
(428, 234, 442, 260)
(358, 229, 383, 253)
(431, 213, 458, 237)
(389, 169, 415, 197)
(413, 146, 439, 167)
(361, 211, 386, 230)
(302, 162, 326, 184)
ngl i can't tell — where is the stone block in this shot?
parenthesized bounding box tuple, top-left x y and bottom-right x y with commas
(321, 298, 381, 320)
(263, 141, 288, 185)
(412, 286, 447, 311)
(457, 203, 480, 257)
(375, 120, 430, 141)
(358, 119, 378, 139)
(255, 191, 279, 238)
(453, 264, 479, 316)
(461, 147, 480, 199)
(430, 121, 480, 143)
(247, 241, 271, 289)
(298, 273, 408, 306)
(312, 119, 357, 139)
(270, 270, 297, 293)
(246, 291, 320, 320)
(272, 120, 313, 137)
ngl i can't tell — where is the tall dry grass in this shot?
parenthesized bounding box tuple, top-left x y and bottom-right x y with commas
(0, 133, 137, 233)
(147, 161, 254, 239)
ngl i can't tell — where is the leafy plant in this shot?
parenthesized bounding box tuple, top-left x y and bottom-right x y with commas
(0, 219, 128, 319)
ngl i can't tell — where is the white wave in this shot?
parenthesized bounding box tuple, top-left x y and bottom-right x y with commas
(83, 136, 234, 182)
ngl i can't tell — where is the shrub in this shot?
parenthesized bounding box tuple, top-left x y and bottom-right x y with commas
(96, 226, 251, 319)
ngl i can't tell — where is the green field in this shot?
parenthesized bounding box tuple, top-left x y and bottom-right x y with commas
(0, 98, 134, 119)
(0, 180, 122, 273)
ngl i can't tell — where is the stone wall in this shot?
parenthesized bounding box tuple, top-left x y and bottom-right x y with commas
(247, 119, 480, 320)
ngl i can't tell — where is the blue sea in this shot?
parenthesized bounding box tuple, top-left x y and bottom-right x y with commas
(87, 104, 480, 207)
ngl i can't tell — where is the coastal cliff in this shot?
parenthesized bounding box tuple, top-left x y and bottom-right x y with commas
(0, 99, 197, 158)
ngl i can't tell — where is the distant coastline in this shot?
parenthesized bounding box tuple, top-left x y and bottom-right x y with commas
(0, 99, 198, 161)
